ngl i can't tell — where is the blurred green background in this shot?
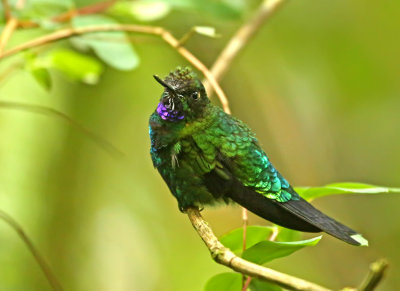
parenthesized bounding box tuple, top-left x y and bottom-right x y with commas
(0, 0, 399, 290)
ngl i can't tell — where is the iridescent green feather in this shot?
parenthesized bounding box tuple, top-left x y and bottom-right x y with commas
(191, 106, 297, 203)
(149, 66, 368, 246)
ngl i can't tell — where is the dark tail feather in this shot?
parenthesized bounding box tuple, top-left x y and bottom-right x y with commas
(276, 188, 367, 246)
(226, 182, 367, 246)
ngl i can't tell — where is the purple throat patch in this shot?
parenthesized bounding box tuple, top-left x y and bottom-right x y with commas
(157, 102, 184, 121)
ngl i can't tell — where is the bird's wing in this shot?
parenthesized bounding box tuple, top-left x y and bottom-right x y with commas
(194, 111, 296, 203)
(194, 113, 366, 245)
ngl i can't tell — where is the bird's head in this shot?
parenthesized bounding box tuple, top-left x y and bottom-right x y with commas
(153, 67, 210, 122)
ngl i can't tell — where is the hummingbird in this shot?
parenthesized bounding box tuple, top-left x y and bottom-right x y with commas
(149, 67, 367, 246)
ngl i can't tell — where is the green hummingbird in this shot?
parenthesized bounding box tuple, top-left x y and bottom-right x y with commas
(149, 67, 367, 246)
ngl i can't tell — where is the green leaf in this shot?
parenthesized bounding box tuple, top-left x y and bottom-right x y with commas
(250, 278, 282, 291)
(204, 272, 241, 291)
(276, 226, 302, 243)
(24, 51, 52, 91)
(193, 26, 220, 38)
(108, 1, 171, 22)
(16, 0, 74, 26)
(30, 0, 74, 9)
(295, 182, 400, 201)
(242, 236, 321, 265)
(71, 15, 139, 71)
(220, 226, 273, 254)
(162, 0, 246, 19)
(30, 68, 52, 90)
(47, 49, 103, 84)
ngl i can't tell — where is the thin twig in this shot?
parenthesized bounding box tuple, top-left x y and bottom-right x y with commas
(241, 207, 249, 288)
(1, 0, 11, 20)
(241, 207, 248, 252)
(187, 208, 331, 291)
(52, 0, 117, 24)
(358, 259, 388, 291)
(0, 61, 21, 84)
(268, 225, 279, 241)
(0, 210, 63, 291)
(0, 101, 123, 157)
(177, 27, 196, 47)
(0, 0, 26, 53)
(0, 17, 18, 53)
(242, 222, 279, 290)
(0, 24, 230, 113)
(204, 0, 287, 95)
(242, 276, 252, 291)
(17, 0, 116, 28)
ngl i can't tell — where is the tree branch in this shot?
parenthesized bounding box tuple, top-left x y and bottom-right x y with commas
(188, 208, 388, 291)
(187, 208, 331, 291)
(0, 0, 26, 53)
(0, 17, 18, 53)
(0, 24, 230, 114)
(204, 0, 287, 95)
(1, 0, 11, 20)
(358, 259, 388, 291)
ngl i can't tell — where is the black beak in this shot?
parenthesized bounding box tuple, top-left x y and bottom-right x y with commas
(153, 75, 175, 92)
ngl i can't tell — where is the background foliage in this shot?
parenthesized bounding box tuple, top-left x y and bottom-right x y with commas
(0, 0, 399, 290)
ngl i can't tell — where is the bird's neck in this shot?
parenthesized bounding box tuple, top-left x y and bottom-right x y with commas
(149, 104, 219, 148)
(178, 104, 219, 138)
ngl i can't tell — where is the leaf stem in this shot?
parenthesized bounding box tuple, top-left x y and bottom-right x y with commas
(358, 259, 388, 291)
(268, 225, 279, 241)
(0, 61, 21, 84)
(177, 27, 196, 47)
(241, 207, 248, 288)
(0, 210, 63, 291)
(204, 0, 287, 95)
(242, 276, 252, 291)
(0, 101, 123, 157)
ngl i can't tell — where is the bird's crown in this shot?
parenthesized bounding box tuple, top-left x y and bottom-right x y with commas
(164, 67, 202, 92)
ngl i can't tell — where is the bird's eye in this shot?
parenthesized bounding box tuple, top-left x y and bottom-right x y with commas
(191, 91, 199, 100)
